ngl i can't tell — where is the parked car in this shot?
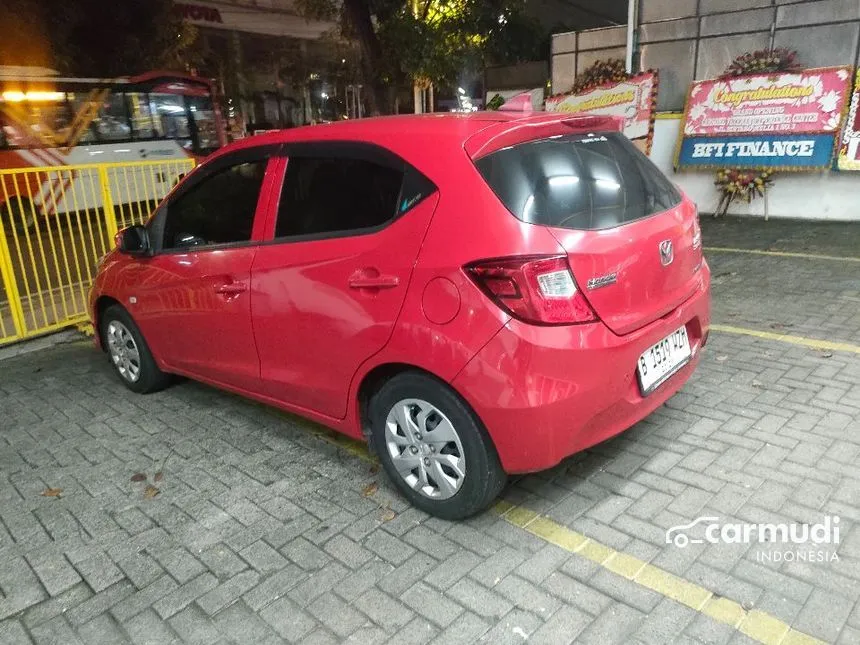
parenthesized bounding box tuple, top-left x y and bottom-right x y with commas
(89, 112, 711, 519)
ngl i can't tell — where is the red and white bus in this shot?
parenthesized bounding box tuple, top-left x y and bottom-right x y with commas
(1, 67, 227, 224)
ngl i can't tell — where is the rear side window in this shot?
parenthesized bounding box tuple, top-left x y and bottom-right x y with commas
(474, 132, 681, 230)
(275, 156, 404, 238)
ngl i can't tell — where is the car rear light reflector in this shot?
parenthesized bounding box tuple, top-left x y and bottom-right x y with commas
(466, 255, 597, 325)
(692, 206, 702, 250)
(536, 269, 576, 298)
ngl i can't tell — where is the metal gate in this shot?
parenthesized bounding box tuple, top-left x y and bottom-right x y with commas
(0, 158, 195, 346)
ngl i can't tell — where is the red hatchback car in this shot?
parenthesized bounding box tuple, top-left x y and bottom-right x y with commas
(90, 112, 710, 519)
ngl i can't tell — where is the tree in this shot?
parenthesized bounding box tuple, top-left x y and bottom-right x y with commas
(296, 0, 544, 114)
(0, 0, 199, 76)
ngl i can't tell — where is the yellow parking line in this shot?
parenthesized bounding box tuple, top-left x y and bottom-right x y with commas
(711, 324, 860, 355)
(300, 420, 374, 462)
(282, 415, 827, 645)
(493, 500, 827, 645)
(705, 246, 860, 263)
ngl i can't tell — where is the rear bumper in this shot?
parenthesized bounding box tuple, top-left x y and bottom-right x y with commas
(452, 263, 711, 474)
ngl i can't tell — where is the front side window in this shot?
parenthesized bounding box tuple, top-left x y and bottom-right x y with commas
(275, 156, 403, 238)
(162, 160, 267, 250)
(475, 132, 682, 231)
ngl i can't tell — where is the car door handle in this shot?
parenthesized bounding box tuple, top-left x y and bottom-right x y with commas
(214, 282, 247, 295)
(348, 274, 400, 289)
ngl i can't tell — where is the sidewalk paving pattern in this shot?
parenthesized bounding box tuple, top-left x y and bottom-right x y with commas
(1, 217, 859, 644)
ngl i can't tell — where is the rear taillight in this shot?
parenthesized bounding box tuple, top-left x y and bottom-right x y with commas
(691, 206, 702, 250)
(466, 255, 597, 325)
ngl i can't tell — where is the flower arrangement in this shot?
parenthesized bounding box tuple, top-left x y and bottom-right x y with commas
(571, 58, 630, 94)
(707, 48, 803, 214)
(714, 168, 773, 216)
(720, 48, 801, 78)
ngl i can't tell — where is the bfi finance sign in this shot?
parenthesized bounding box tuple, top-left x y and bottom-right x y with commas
(678, 134, 835, 169)
(676, 67, 852, 170)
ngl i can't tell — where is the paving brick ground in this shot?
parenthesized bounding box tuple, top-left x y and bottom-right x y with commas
(1, 218, 859, 644)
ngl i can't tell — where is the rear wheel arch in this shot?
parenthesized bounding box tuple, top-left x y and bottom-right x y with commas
(357, 363, 434, 440)
(356, 362, 501, 456)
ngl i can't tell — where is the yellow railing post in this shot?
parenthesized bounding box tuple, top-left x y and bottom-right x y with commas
(97, 165, 119, 241)
(0, 220, 27, 341)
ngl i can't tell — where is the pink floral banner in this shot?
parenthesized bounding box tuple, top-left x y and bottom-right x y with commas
(682, 67, 853, 137)
(545, 72, 658, 146)
(838, 69, 860, 171)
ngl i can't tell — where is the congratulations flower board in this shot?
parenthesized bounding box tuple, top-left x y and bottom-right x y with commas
(545, 72, 658, 152)
(838, 69, 860, 171)
(677, 66, 853, 170)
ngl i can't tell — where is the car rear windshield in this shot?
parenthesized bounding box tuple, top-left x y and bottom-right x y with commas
(474, 132, 682, 230)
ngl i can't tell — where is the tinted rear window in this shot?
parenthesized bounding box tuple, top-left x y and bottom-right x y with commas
(474, 132, 681, 230)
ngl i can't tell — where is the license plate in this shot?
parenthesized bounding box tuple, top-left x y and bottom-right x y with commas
(637, 326, 692, 395)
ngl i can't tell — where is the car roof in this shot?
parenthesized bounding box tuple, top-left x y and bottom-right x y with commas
(203, 112, 624, 178)
(221, 112, 512, 151)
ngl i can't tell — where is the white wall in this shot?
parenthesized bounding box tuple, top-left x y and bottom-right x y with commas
(650, 116, 860, 221)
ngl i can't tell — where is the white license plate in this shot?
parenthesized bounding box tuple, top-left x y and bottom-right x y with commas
(637, 326, 692, 395)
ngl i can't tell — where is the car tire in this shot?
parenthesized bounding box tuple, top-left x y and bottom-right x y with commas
(369, 371, 506, 520)
(100, 304, 171, 394)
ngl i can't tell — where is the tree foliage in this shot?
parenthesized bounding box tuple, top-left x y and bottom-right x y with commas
(1, 0, 199, 76)
(295, 0, 544, 113)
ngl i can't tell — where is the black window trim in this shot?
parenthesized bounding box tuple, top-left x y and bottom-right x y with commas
(148, 144, 281, 255)
(262, 139, 438, 247)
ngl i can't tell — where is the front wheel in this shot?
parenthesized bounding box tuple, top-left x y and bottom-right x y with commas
(369, 372, 506, 520)
(100, 305, 171, 394)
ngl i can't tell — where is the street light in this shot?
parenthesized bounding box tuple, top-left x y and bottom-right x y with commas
(458, 87, 466, 95)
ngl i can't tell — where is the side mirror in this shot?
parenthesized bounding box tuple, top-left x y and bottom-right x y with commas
(115, 225, 151, 256)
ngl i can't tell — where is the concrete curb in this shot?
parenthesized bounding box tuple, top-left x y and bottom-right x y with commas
(0, 330, 89, 362)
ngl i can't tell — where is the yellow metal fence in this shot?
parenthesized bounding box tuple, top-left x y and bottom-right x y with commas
(0, 158, 195, 346)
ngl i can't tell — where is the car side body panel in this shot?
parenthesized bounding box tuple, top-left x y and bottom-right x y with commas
(250, 193, 440, 419)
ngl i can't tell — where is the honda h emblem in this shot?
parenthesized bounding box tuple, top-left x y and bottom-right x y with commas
(659, 240, 674, 266)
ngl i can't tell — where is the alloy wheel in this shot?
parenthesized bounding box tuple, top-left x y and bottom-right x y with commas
(384, 398, 466, 500)
(106, 320, 141, 383)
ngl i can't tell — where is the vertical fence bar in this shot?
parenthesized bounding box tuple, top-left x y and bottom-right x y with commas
(128, 166, 145, 226)
(0, 210, 27, 341)
(11, 174, 45, 331)
(98, 165, 119, 242)
(23, 172, 61, 327)
(41, 169, 70, 320)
